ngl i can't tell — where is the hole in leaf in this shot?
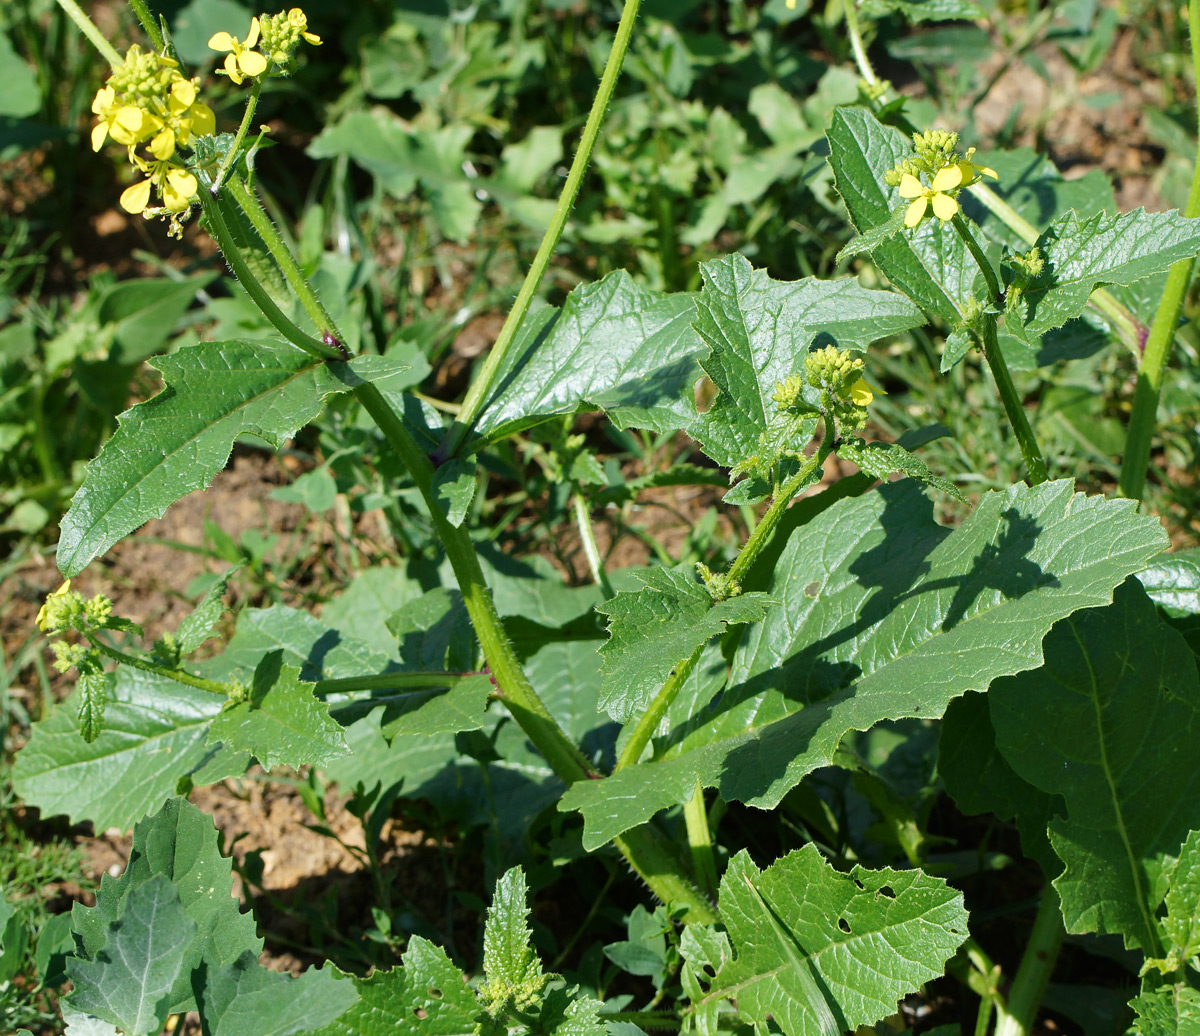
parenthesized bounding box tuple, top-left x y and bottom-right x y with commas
(837, 917, 850, 933)
(804, 581, 821, 598)
(413, 1008, 428, 1020)
(853, 879, 865, 890)
(429, 988, 443, 999)
(877, 885, 896, 899)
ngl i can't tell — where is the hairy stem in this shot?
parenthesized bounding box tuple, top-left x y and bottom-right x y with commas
(54, 0, 122, 68)
(212, 79, 263, 195)
(1118, 0, 1200, 501)
(355, 381, 717, 922)
(618, 442, 832, 772)
(976, 317, 1049, 485)
(951, 212, 1001, 305)
(440, 0, 643, 457)
(222, 174, 345, 346)
(88, 636, 229, 696)
(313, 672, 472, 697)
(994, 886, 1065, 1036)
(125, 0, 164, 53)
(683, 780, 718, 896)
(201, 192, 342, 360)
(842, 0, 879, 89)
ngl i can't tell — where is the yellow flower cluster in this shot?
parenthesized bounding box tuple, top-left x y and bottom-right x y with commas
(91, 45, 214, 215)
(896, 147, 997, 228)
(209, 8, 321, 85)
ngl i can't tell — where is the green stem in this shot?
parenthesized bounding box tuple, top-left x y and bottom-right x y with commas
(88, 636, 229, 696)
(967, 182, 1146, 353)
(212, 79, 263, 195)
(683, 780, 717, 896)
(356, 381, 717, 923)
(53, 0, 122, 68)
(841, 0, 878, 89)
(994, 886, 1065, 1036)
(314, 672, 471, 696)
(599, 1012, 681, 1030)
(617, 443, 832, 772)
(1119, 0, 1200, 501)
(222, 174, 344, 345)
(573, 491, 615, 599)
(976, 317, 1049, 484)
(200, 192, 342, 360)
(440, 0, 643, 457)
(951, 212, 1001, 305)
(125, 0, 164, 52)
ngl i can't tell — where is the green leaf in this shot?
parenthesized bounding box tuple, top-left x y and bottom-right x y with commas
(479, 868, 546, 1015)
(1138, 547, 1200, 618)
(859, 0, 985, 19)
(175, 564, 243, 656)
(1129, 984, 1200, 1036)
(66, 875, 195, 1036)
(989, 579, 1200, 953)
(1014, 208, 1200, 342)
(13, 670, 232, 829)
(69, 798, 261, 1007)
(0, 32, 40, 118)
(473, 271, 706, 443)
(689, 253, 924, 468)
(96, 274, 218, 364)
(320, 565, 429, 659)
(208, 650, 348, 771)
(195, 952, 357, 1036)
(305, 938, 478, 1036)
(433, 459, 478, 528)
(328, 674, 493, 741)
(76, 671, 113, 744)
(561, 480, 1166, 848)
(1155, 830, 1200, 968)
(57, 341, 408, 577)
(826, 107, 976, 324)
(835, 205, 908, 264)
(694, 847, 968, 1035)
(835, 437, 963, 499)
(596, 567, 773, 723)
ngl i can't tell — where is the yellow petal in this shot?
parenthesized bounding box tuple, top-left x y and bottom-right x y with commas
(246, 17, 261, 48)
(190, 103, 216, 138)
(224, 53, 244, 83)
(170, 77, 197, 109)
(91, 85, 114, 115)
(302, 30, 322, 44)
(976, 162, 998, 179)
(904, 197, 927, 228)
(930, 164, 963, 192)
(238, 49, 268, 77)
(288, 8, 307, 25)
(149, 127, 176, 160)
(931, 191, 958, 221)
(848, 377, 874, 406)
(162, 168, 198, 210)
(208, 30, 235, 52)
(120, 179, 153, 214)
(897, 173, 925, 200)
(91, 121, 109, 152)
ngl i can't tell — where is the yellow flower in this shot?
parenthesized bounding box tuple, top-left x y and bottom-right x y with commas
(287, 8, 322, 45)
(36, 580, 72, 631)
(898, 164, 964, 228)
(91, 86, 162, 151)
(848, 376, 885, 407)
(955, 146, 998, 186)
(209, 18, 268, 85)
(120, 156, 199, 214)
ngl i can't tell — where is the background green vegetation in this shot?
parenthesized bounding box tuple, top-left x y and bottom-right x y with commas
(1, 0, 1198, 1030)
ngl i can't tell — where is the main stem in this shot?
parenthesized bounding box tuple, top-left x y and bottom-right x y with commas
(1118, 0, 1200, 501)
(439, 0, 643, 457)
(356, 382, 717, 923)
(993, 886, 1065, 1036)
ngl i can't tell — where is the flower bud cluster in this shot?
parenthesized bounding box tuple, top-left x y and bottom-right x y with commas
(697, 562, 742, 603)
(91, 45, 214, 219)
(883, 128, 998, 229)
(209, 8, 321, 85)
(36, 581, 109, 677)
(1004, 247, 1045, 319)
(802, 345, 881, 431)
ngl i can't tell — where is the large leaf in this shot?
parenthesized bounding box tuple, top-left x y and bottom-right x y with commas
(1013, 209, 1200, 342)
(57, 341, 407, 577)
(693, 847, 967, 1035)
(12, 669, 232, 829)
(561, 480, 1166, 848)
(207, 651, 348, 771)
(596, 566, 773, 723)
(69, 799, 261, 1018)
(826, 106, 978, 324)
(989, 579, 1200, 953)
(689, 253, 924, 468)
(66, 876, 194, 1036)
(472, 270, 706, 443)
(307, 938, 478, 1036)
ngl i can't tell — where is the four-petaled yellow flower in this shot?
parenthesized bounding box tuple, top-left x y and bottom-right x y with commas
(209, 18, 269, 85)
(120, 157, 199, 214)
(897, 164, 964, 227)
(91, 86, 160, 151)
